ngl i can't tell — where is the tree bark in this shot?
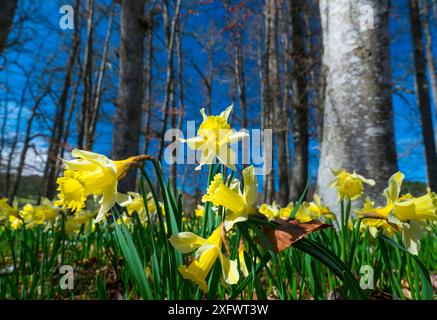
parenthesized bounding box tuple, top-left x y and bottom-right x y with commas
(44, 0, 81, 199)
(316, 0, 398, 209)
(409, 0, 437, 190)
(423, 1, 437, 129)
(0, 0, 18, 55)
(289, 0, 309, 201)
(267, 0, 289, 206)
(111, 0, 145, 192)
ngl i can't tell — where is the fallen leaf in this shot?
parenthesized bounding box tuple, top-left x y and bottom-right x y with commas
(257, 218, 331, 253)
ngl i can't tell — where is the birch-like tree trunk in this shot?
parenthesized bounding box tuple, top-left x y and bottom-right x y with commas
(409, 0, 437, 190)
(317, 0, 398, 209)
(111, 0, 145, 192)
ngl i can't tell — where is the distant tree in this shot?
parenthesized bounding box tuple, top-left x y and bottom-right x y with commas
(0, 0, 18, 55)
(111, 0, 146, 192)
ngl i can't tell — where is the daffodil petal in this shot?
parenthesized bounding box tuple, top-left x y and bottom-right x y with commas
(242, 165, 258, 207)
(384, 172, 404, 204)
(218, 251, 239, 286)
(169, 232, 208, 254)
(94, 186, 117, 223)
(228, 130, 249, 144)
(219, 104, 233, 122)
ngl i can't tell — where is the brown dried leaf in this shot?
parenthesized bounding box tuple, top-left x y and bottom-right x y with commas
(258, 218, 331, 253)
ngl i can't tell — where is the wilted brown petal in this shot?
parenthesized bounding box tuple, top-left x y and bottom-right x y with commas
(258, 218, 331, 253)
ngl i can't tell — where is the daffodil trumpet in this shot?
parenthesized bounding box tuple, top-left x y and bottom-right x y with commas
(55, 149, 153, 223)
(169, 223, 239, 292)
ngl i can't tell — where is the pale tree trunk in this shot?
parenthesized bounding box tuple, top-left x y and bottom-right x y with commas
(423, 1, 437, 128)
(289, 0, 309, 201)
(111, 0, 145, 192)
(267, 0, 289, 206)
(0, 0, 17, 55)
(409, 0, 437, 190)
(317, 0, 398, 209)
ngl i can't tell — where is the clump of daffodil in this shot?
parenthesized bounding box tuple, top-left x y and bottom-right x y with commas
(169, 224, 239, 292)
(64, 211, 96, 235)
(180, 105, 249, 171)
(0, 198, 24, 230)
(20, 198, 60, 228)
(55, 149, 151, 223)
(121, 192, 157, 221)
(259, 202, 292, 221)
(293, 194, 335, 223)
(357, 172, 437, 255)
(202, 165, 258, 231)
(330, 169, 375, 201)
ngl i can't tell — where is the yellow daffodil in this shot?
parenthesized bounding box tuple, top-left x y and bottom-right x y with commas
(356, 172, 437, 255)
(65, 211, 95, 235)
(330, 169, 375, 201)
(195, 205, 205, 218)
(393, 189, 437, 221)
(0, 198, 24, 230)
(309, 194, 336, 220)
(259, 202, 292, 221)
(121, 192, 157, 221)
(180, 105, 249, 170)
(294, 201, 318, 223)
(169, 224, 239, 292)
(55, 149, 150, 223)
(0, 198, 19, 221)
(9, 215, 23, 230)
(202, 165, 258, 230)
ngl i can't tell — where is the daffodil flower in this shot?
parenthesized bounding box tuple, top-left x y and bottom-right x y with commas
(195, 205, 205, 218)
(357, 172, 437, 255)
(180, 105, 249, 171)
(330, 169, 375, 201)
(169, 224, 239, 292)
(65, 211, 96, 235)
(202, 165, 258, 231)
(259, 202, 292, 221)
(55, 149, 150, 223)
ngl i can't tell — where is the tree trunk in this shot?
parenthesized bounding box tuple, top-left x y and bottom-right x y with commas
(44, 0, 81, 199)
(0, 0, 17, 55)
(316, 0, 398, 209)
(289, 0, 309, 201)
(111, 0, 145, 192)
(77, 0, 94, 150)
(263, 1, 274, 204)
(423, 1, 437, 129)
(267, 0, 289, 206)
(409, 0, 437, 190)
